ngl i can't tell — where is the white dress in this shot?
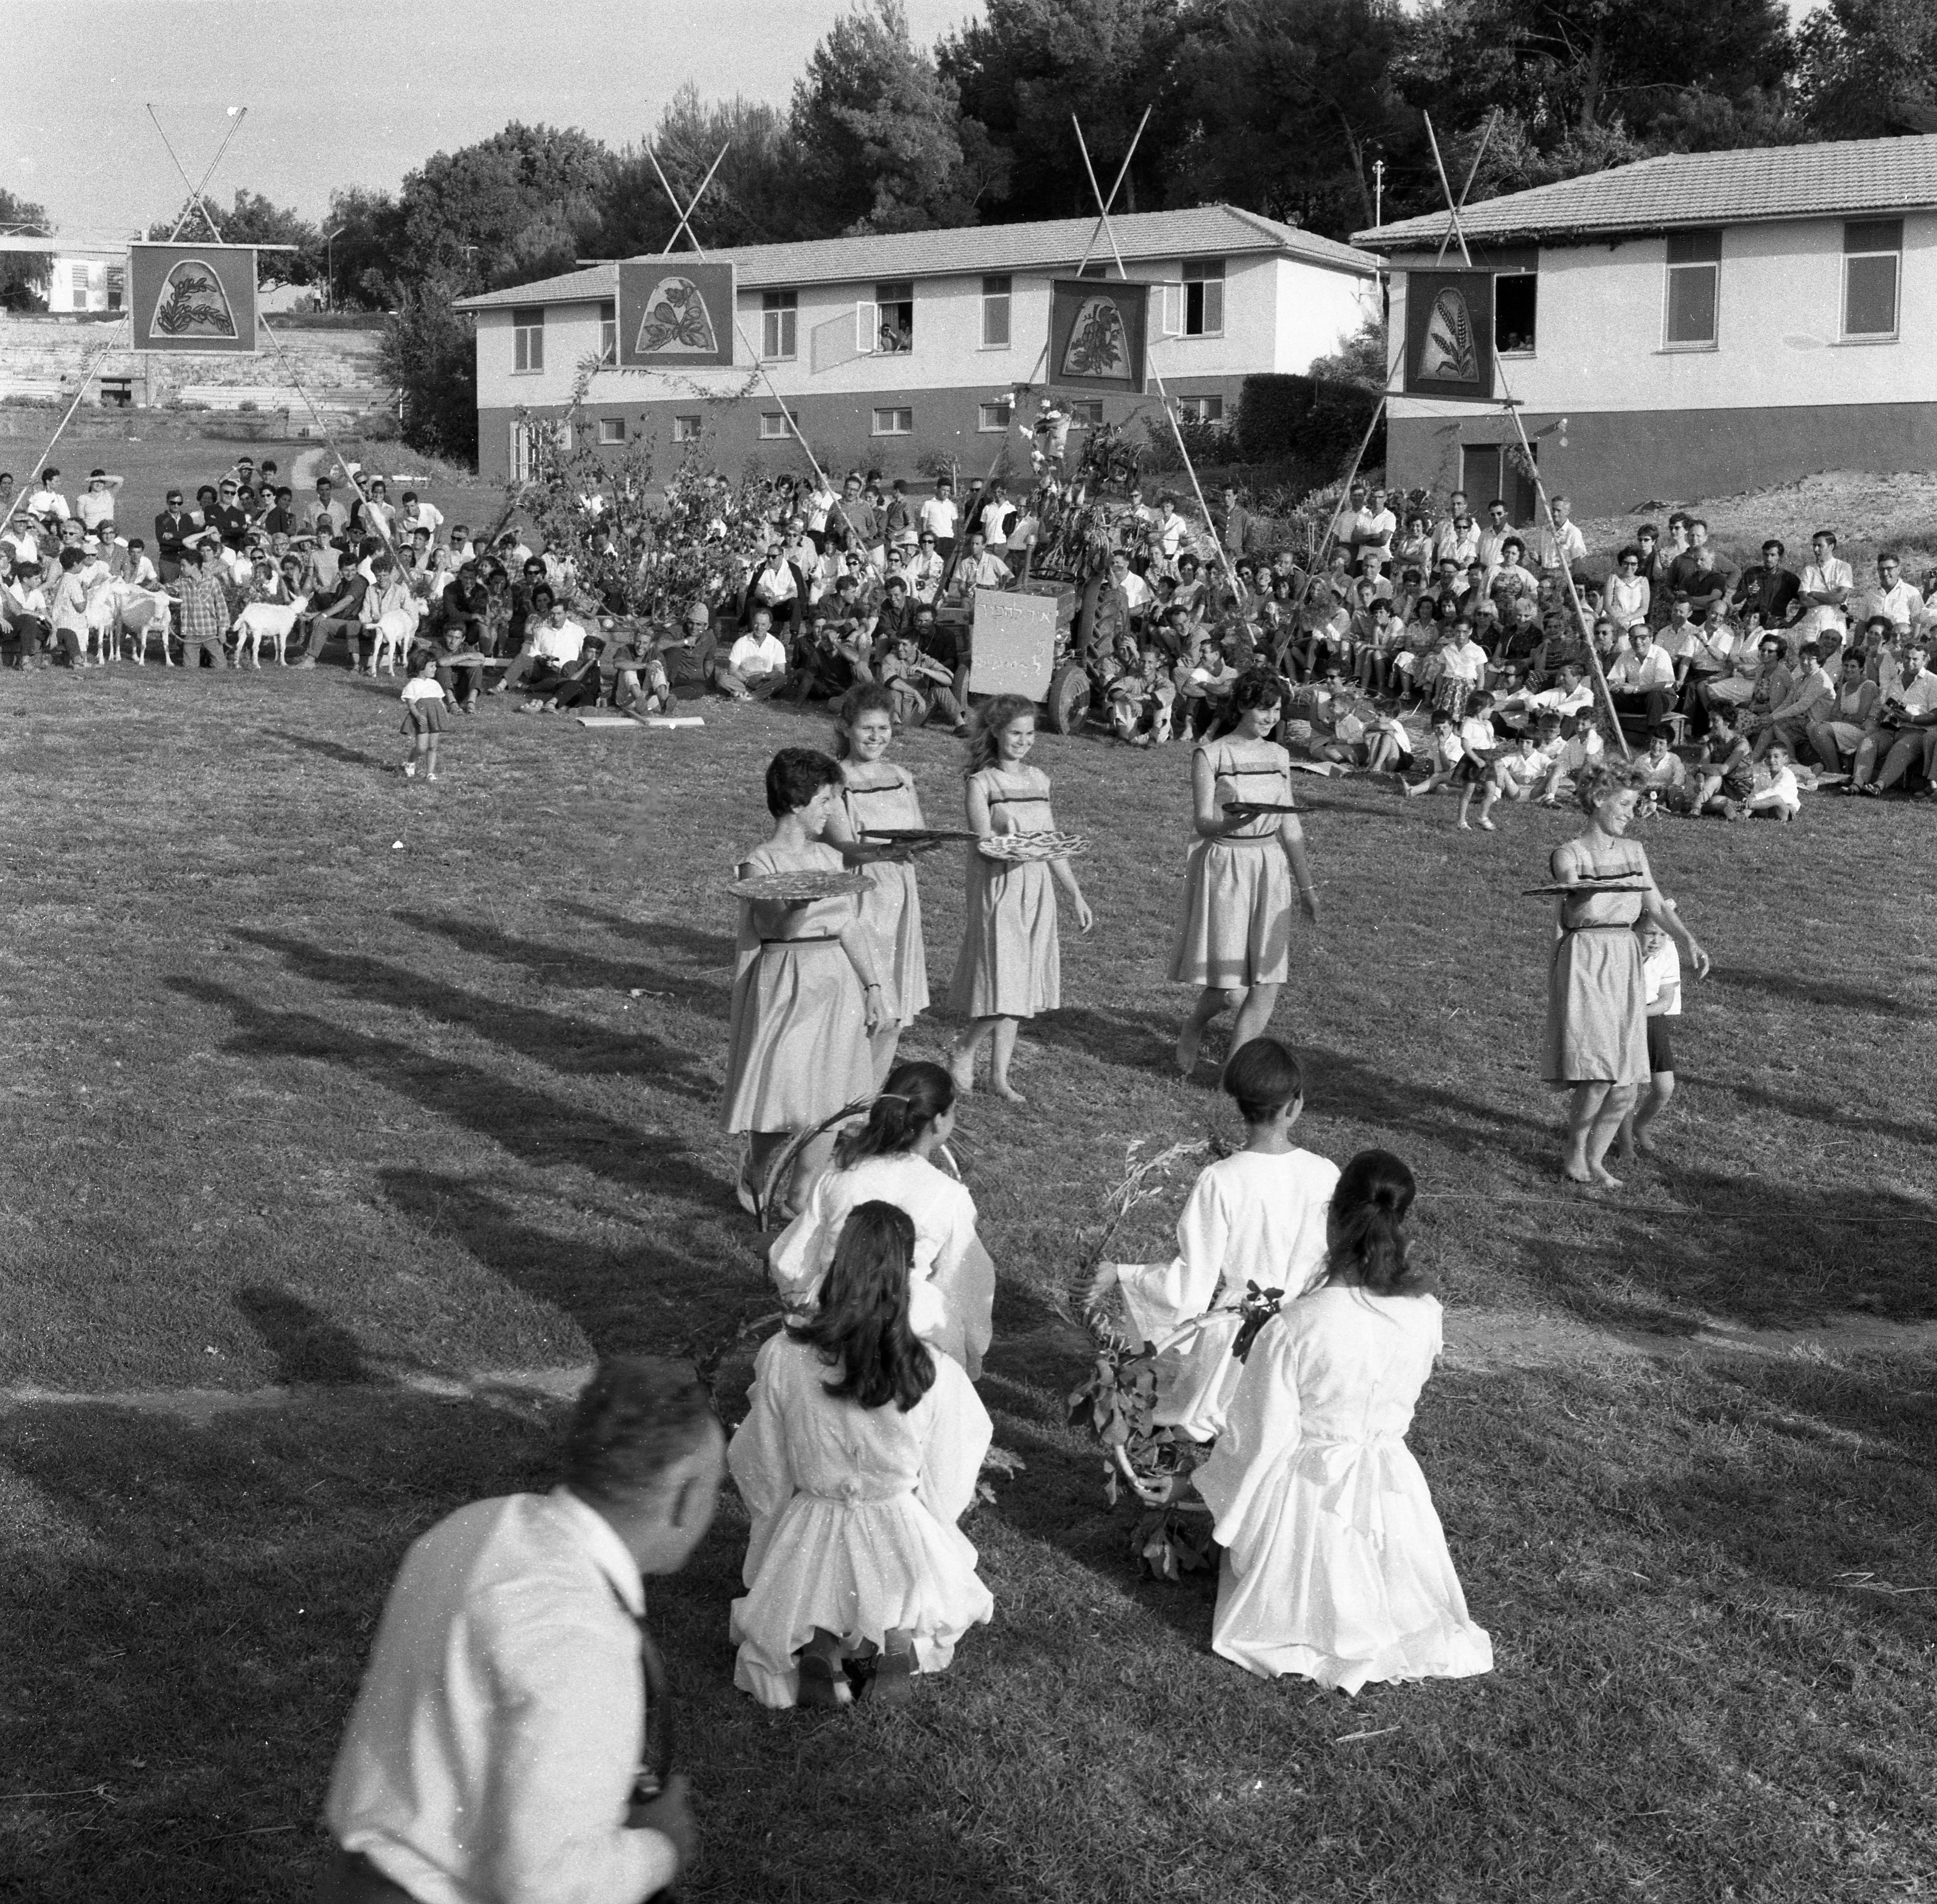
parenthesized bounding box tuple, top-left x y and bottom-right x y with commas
(769, 1154, 993, 1378)
(1195, 1286, 1493, 1692)
(1116, 1148, 1338, 1441)
(728, 1333, 995, 1708)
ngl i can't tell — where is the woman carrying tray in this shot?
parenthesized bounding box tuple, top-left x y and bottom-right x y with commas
(725, 748, 885, 1216)
(824, 685, 932, 1085)
(1172, 672, 1320, 1078)
(947, 694, 1093, 1103)
(1541, 762, 1708, 1190)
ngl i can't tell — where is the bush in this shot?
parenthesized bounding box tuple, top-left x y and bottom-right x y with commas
(379, 282, 477, 468)
(1234, 375, 1382, 475)
(358, 411, 402, 442)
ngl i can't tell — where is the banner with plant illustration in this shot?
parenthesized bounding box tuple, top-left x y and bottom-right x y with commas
(127, 244, 259, 353)
(1048, 278, 1149, 395)
(618, 260, 736, 368)
(1402, 269, 1494, 400)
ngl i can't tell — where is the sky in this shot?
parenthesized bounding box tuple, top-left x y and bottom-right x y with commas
(5, 0, 983, 236)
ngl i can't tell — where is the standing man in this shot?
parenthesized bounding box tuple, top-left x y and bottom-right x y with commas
(322, 1358, 719, 1904)
(918, 477, 958, 563)
(1217, 484, 1255, 562)
(154, 488, 197, 585)
(1731, 538, 1800, 631)
(174, 541, 232, 671)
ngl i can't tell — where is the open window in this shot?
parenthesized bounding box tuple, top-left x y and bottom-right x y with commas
(1182, 259, 1224, 336)
(861, 280, 914, 355)
(599, 300, 617, 364)
(1494, 274, 1537, 354)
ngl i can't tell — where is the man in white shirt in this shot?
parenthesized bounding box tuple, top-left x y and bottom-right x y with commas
(727, 606, 790, 695)
(1475, 498, 1517, 572)
(1607, 625, 1678, 735)
(1794, 529, 1853, 641)
(949, 529, 1013, 599)
(1852, 638, 1937, 792)
(1532, 494, 1587, 577)
(397, 492, 445, 543)
(25, 467, 69, 524)
(1149, 495, 1190, 576)
(745, 544, 803, 634)
(322, 1358, 720, 1904)
(1858, 552, 1925, 640)
(917, 478, 958, 559)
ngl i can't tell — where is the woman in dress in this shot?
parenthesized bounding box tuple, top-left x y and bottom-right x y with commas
(729, 1201, 994, 1710)
(947, 694, 1093, 1103)
(770, 1061, 996, 1378)
(1172, 672, 1320, 1078)
(1193, 1150, 1494, 1691)
(724, 748, 885, 1216)
(824, 685, 932, 1084)
(1542, 762, 1709, 1190)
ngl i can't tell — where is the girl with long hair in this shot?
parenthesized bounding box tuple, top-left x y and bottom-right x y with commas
(1194, 1150, 1494, 1691)
(823, 684, 933, 1083)
(729, 1201, 995, 1710)
(946, 694, 1093, 1103)
(770, 1061, 995, 1377)
(1171, 671, 1320, 1079)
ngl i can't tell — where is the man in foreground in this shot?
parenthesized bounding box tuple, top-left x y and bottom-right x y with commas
(321, 1357, 723, 1904)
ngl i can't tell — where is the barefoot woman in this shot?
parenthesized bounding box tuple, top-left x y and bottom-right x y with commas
(1544, 763, 1708, 1188)
(1173, 672, 1320, 1077)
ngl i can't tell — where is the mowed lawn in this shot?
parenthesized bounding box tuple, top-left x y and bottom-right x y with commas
(2, 666, 1934, 1901)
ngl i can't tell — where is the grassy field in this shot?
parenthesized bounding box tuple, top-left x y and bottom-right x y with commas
(1, 663, 1934, 1901)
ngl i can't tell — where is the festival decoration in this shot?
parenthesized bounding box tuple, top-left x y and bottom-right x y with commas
(127, 243, 259, 353)
(1402, 268, 1494, 399)
(1048, 278, 1150, 394)
(618, 260, 736, 368)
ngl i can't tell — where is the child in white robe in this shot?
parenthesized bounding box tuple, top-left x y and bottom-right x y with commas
(1193, 1149, 1492, 1692)
(769, 1061, 996, 1378)
(1088, 1039, 1337, 1441)
(730, 1201, 994, 1710)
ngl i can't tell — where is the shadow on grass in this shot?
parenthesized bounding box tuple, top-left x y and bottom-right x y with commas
(266, 727, 392, 772)
(1680, 1067, 1937, 1150)
(1023, 1004, 1180, 1079)
(549, 900, 734, 963)
(1710, 962, 1930, 1020)
(234, 929, 717, 1100)
(174, 978, 731, 1215)
(393, 910, 732, 1019)
(235, 1286, 371, 1384)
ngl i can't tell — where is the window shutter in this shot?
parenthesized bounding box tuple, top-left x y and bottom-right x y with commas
(857, 300, 878, 354)
(1203, 277, 1224, 335)
(1159, 283, 1183, 338)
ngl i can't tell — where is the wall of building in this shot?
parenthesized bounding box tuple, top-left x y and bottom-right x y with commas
(476, 373, 1257, 486)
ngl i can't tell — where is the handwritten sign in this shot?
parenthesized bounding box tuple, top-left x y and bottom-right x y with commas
(968, 590, 1057, 701)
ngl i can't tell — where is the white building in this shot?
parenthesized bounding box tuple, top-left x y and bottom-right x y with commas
(455, 205, 1380, 483)
(1355, 134, 1937, 517)
(0, 236, 127, 312)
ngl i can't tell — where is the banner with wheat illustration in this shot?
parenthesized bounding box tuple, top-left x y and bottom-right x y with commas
(1402, 268, 1494, 400)
(127, 244, 260, 354)
(1048, 277, 1150, 395)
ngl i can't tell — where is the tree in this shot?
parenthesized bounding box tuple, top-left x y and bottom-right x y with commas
(380, 279, 477, 462)
(792, 0, 1006, 233)
(0, 186, 51, 311)
(167, 188, 322, 284)
(322, 186, 408, 311)
(940, 0, 1188, 221)
(395, 123, 615, 295)
(601, 89, 815, 255)
(1796, 0, 1937, 140)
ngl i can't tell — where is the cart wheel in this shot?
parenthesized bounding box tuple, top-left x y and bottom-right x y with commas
(1046, 659, 1092, 734)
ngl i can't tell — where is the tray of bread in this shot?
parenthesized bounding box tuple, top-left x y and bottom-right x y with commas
(859, 826, 982, 845)
(728, 868, 872, 902)
(977, 830, 1090, 863)
(1222, 801, 1300, 817)
(1521, 882, 1649, 898)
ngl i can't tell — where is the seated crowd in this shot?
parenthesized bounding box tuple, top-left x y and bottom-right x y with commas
(3, 454, 1932, 807)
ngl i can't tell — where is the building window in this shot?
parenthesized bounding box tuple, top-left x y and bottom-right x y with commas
(105, 266, 124, 312)
(759, 410, 797, 440)
(1495, 274, 1537, 353)
(599, 301, 617, 364)
(873, 280, 914, 354)
(1663, 230, 1721, 348)
(1843, 219, 1901, 339)
(1175, 394, 1224, 424)
(977, 400, 1013, 432)
(1183, 259, 1225, 337)
(1066, 400, 1104, 426)
(672, 414, 703, 444)
(761, 291, 797, 361)
(598, 417, 625, 445)
(981, 274, 1011, 349)
(513, 307, 545, 372)
(871, 406, 914, 437)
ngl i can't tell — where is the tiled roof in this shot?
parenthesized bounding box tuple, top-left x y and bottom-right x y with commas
(1353, 133, 1937, 249)
(454, 204, 1378, 309)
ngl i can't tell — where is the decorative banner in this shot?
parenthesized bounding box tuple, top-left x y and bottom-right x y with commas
(969, 589, 1057, 700)
(128, 243, 259, 353)
(1403, 269, 1494, 400)
(618, 260, 736, 367)
(1048, 278, 1149, 394)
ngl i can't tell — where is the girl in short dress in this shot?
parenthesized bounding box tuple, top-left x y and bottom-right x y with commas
(724, 748, 886, 1215)
(1194, 1150, 1494, 1692)
(824, 685, 932, 1083)
(1542, 763, 1709, 1190)
(729, 1200, 994, 1710)
(398, 650, 448, 780)
(770, 1061, 996, 1378)
(947, 694, 1093, 1103)
(1172, 672, 1319, 1079)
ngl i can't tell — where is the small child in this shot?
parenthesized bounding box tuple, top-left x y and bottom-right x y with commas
(1404, 709, 1465, 800)
(1450, 691, 1500, 829)
(1617, 919, 1681, 1159)
(398, 650, 449, 779)
(1475, 728, 1549, 829)
(1087, 1038, 1338, 1441)
(729, 1200, 994, 1710)
(1747, 742, 1801, 821)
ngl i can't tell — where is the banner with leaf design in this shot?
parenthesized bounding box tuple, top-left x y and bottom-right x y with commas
(1049, 278, 1150, 395)
(618, 260, 736, 368)
(128, 244, 259, 353)
(1403, 269, 1494, 400)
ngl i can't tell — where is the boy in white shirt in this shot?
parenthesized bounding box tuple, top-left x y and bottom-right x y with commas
(1746, 742, 1801, 822)
(1617, 921, 1681, 1159)
(917, 479, 958, 558)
